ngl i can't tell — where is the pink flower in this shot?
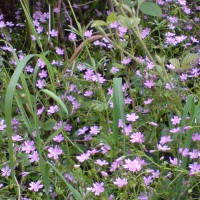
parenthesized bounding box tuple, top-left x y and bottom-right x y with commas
(113, 177, 128, 188)
(159, 136, 172, 145)
(144, 79, 155, 88)
(22, 140, 35, 153)
(47, 105, 59, 115)
(121, 57, 131, 65)
(90, 125, 100, 135)
(171, 116, 181, 125)
(157, 144, 170, 151)
(1, 165, 11, 176)
(144, 98, 153, 105)
(84, 30, 93, 38)
(69, 33, 77, 41)
(91, 182, 104, 196)
(189, 162, 200, 176)
(56, 47, 64, 55)
(130, 132, 144, 143)
(126, 113, 139, 122)
(123, 158, 143, 173)
(192, 133, 200, 141)
(76, 152, 90, 162)
(95, 159, 108, 166)
(0, 119, 6, 131)
(12, 135, 23, 141)
(141, 28, 151, 39)
(47, 145, 63, 160)
(53, 134, 64, 142)
(29, 180, 43, 192)
(28, 151, 39, 163)
(50, 29, 58, 37)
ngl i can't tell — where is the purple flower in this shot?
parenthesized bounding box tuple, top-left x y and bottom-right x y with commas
(28, 151, 39, 163)
(141, 28, 151, 39)
(123, 158, 143, 173)
(143, 176, 153, 186)
(50, 29, 58, 37)
(113, 177, 128, 188)
(56, 47, 64, 55)
(12, 135, 23, 142)
(68, 33, 77, 41)
(159, 136, 172, 145)
(36, 79, 46, 89)
(76, 152, 90, 162)
(47, 105, 59, 115)
(1, 165, 11, 176)
(47, 145, 63, 160)
(189, 162, 200, 176)
(157, 144, 170, 151)
(121, 57, 131, 65)
(90, 125, 100, 135)
(192, 133, 200, 141)
(29, 180, 43, 192)
(95, 159, 108, 166)
(126, 113, 139, 122)
(91, 182, 104, 196)
(22, 140, 36, 153)
(84, 30, 93, 38)
(130, 132, 144, 143)
(144, 79, 155, 88)
(171, 116, 181, 125)
(0, 119, 6, 131)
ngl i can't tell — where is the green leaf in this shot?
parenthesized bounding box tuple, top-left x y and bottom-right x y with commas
(181, 53, 199, 68)
(139, 2, 162, 17)
(123, 0, 133, 7)
(118, 15, 140, 28)
(106, 12, 118, 23)
(42, 119, 56, 131)
(113, 78, 125, 147)
(169, 58, 180, 68)
(91, 20, 108, 28)
(20, 153, 30, 167)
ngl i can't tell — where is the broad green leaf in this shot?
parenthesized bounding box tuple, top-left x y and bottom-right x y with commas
(123, 0, 132, 7)
(106, 12, 118, 23)
(169, 58, 180, 68)
(91, 20, 108, 28)
(42, 119, 56, 131)
(118, 15, 140, 28)
(181, 53, 199, 68)
(139, 2, 162, 17)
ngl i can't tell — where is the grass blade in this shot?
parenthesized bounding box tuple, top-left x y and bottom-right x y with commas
(40, 89, 68, 117)
(46, 161, 83, 200)
(113, 78, 125, 149)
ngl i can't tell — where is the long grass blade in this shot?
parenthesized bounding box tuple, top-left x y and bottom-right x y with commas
(113, 78, 125, 149)
(40, 89, 68, 117)
(46, 161, 83, 200)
